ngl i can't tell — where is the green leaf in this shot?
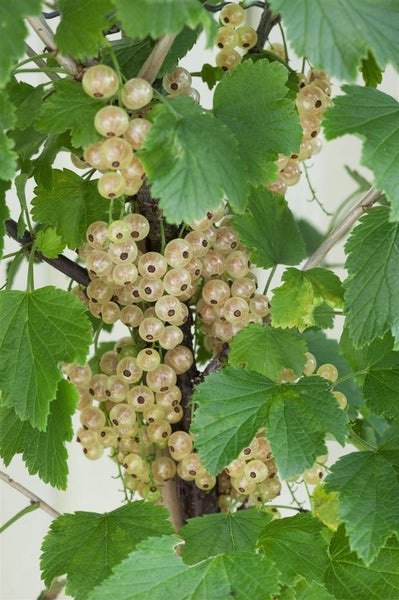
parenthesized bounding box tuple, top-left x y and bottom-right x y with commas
(312, 484, 341, 532)
(55, 0, 114, 58)
(232, 187, 306, 269)
(180, 508, 272, 565)
(111, 0, 215, 41)
(229, 323, 307, 381)
(271, 268, 344, 332)
(200, 63, 224, 90)
(35, 227, 66, 259)
(40, 503, 174, 600)
(258, 513, 329, 586)
(0, 379, 77, 489)
(0, 0, 42, 88)
(325, 525, 399, 599)
(360, 51, 383, 88)
(325, 424, 399, 564)
(269, 0, 399, 81)
(340, 329, 399, 420)
(33, 132, 74, 189)
(31, 169, 110, 249)
(0, 287, 91, 429)
(6, 78, 44, 130)
(137, 95, 248, 224)
(0, 181, 11, 259)
(86, 535, 280, 600)
(324, 86, 399, 220)
(36, 78, 105, 148)
(342, 207, 399, 347)
(0, 90, 17, 181)
(283, 579, 335, 600)
(214, 60, 302, 186)
(303, 329, 364, 417)
(191, 367, 347, 479)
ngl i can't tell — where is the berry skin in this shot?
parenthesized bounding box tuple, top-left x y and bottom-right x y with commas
(82, 65, 119, 99)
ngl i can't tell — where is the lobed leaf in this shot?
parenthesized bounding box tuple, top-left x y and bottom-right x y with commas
(0, 380, 77, 489)
(41, 504, 174, 600)
(138, 95, 248, 224)
(325, 424, 399, 564)
(191, 367, 347, 479)
(270, 0, 399, 81)
(232, 187, 306, 269)
(0, 287, 92, 429)
(87, 535, 280, 600)
(271, 267, 344, 331)
(214, 60, 302, 186)
(324, 86, 399, 220)
(229, 323, 307, 381)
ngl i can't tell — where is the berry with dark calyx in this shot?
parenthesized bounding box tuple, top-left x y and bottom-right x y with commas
(82, 65, 119, 99)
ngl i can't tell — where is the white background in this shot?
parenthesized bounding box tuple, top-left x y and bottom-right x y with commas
(1, 6, 398, 600)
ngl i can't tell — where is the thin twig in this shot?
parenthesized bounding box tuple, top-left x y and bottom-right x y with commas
(302, 187, 382, 270)
(5, 219, 90, 287)
(24, 43, 60, 81)
(0, 502, 40, 534)
(26, 15, 81, 78)
(254, 1, 281, 50)
(0, 471, 61, 519)
(138, 34, 177, 84)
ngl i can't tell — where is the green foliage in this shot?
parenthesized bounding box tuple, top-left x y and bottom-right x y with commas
(229, 323, 307, 381)
(258, 513, 330, 586)
(324, 86, 399, 220)
(232, 188, 306, 269)
(37, 78, 105, 148)
(86, 535, 280, 600)
(0, 379, 78, 489)
(180, 508, 272, 564)
(35, 227, 66, 258)
(138, 95, 248, 224)
(340, 329, 399, 420)
(271, 268, 344, 331)
(0, 0, 42, 88)
(269, 0, 399, 81)
(55, 0, 115, 58)
(213, 60, 302, 185)
(31, 169, 110, 249)
(0, 181, 11, 258)
(325, 525, 399, 599)
(40, 503, 174, 600)
(0, 91, 17, 181)
(343, 207, 399, 347)
(111, 0, 216, 41)
(325, 424, 399, 564)
(191, 367, 347, 479)
(0, 287, 91, 429)
(360, 52, 383, 88)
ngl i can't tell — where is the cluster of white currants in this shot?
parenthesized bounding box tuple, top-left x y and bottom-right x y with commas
(218, 429, 281, 512)
(215, 3, 258, 71)
(269, 69, 332, 195)
(76, 63, 199, 201)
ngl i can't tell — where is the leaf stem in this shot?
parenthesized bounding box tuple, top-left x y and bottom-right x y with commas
(0, 471, 61, 519)
(0, 502, 40, 534)
(332, 369, 368, 386)
(27, 243, 36, 292)
(303, 187, 382, 270)
(17, 49, 55, 69)
(347, 429, 377, 452)
(263, 265, 277, 295)
(285, 481, 306, 510)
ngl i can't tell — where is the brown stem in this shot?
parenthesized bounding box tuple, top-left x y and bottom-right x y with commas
(26, 15, 81, 78)
(0, 470, 61, 519)
(138, 34, 177, 84)
(303, 187, 382, 270)
(5, 219, 90, 287)
(253, 1, 281, 50)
